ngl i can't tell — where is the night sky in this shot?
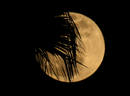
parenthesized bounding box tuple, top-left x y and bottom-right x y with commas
(4, 3, 125, 94)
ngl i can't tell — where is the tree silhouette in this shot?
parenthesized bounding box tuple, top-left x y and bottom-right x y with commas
(34, 11, 86, 82)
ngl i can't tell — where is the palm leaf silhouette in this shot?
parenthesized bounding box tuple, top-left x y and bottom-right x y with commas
(35, 12, 87, 82)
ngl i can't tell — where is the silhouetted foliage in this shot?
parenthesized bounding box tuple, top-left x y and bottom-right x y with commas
(35, 11, 85, 82)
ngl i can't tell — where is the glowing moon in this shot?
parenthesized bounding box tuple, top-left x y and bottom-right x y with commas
(43, 12, 105, 82)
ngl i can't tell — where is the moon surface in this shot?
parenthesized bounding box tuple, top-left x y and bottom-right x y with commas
(42, 12, 105, 82)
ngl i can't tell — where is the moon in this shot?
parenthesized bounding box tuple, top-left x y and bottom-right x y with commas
(42, 12, 105, 82)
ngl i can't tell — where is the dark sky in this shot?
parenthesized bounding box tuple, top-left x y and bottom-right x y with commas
(4, 3, 125, 94)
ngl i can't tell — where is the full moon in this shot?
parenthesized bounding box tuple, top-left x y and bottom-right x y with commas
(41, 12, 105, 82)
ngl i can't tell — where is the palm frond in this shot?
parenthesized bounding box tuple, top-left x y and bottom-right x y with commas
(35, 12, 87, 82)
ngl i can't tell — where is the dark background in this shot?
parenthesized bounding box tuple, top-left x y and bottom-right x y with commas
(2, 2, 127, 94)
